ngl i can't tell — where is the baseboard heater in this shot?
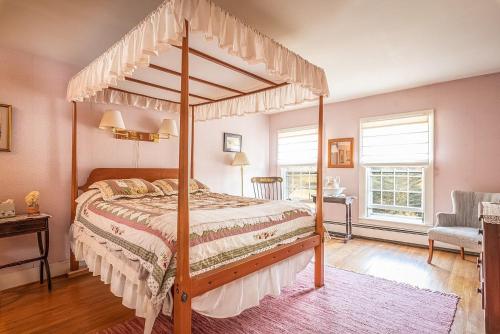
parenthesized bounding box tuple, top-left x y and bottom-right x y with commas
(325, 220, 427, 236)
(325, 220, 479, 256)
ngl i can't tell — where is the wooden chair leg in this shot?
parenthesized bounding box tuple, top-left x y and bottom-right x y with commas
(460, 247, 465, 260)
(427, 239, 434, 264)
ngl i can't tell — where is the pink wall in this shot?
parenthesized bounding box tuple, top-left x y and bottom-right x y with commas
(269, 73, 500, 224)
(0, 47, 74, 273)
(77, 104, 269, 197)
(195, 115, 269, 197)
(0, 47, 269, 275)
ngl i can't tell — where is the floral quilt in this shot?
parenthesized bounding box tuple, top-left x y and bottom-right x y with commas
(71, 190, 315, 306)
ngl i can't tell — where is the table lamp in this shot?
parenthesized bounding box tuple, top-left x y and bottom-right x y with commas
(232, 152, 250, 196)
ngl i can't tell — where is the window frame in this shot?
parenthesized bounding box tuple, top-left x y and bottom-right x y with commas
(280, 164, 318, 202)
(358, 110, 434, 226)
(276, 125, 318, 202)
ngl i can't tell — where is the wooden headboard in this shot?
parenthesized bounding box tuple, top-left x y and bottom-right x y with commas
(78, 168, 179, 191)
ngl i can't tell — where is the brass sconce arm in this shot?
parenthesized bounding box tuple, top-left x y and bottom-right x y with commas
(113, 129, 160, 143)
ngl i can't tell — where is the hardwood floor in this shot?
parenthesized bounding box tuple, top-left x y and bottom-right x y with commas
(325, 239, 483, 334)
(0, 238, 483, 333)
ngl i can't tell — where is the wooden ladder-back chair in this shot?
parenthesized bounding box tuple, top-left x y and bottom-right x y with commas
(251, 177, 283, 200)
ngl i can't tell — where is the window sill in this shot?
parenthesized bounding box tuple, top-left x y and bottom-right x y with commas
(358, 216, 432, 232)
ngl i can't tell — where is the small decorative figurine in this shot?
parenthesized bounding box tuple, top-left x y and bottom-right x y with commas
(25, 191, 40, 215)
(0, 199, 15, 218)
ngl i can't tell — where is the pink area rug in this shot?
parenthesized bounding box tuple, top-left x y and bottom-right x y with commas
(100, 265, 458, 334)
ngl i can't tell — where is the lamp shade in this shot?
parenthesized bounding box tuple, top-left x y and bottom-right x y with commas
(232, 152, 250, 166)
(99, 110, 125, 130)
(158, 119, 179, 138)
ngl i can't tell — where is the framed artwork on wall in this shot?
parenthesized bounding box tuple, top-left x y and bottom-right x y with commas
(223, 132, 242, 152)
(0, 104, 12, 152)
(328, 137, 354, 168)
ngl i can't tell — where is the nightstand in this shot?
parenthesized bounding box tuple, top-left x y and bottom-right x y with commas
(312, 195, 356, 242)
(0, 214, 52, 291)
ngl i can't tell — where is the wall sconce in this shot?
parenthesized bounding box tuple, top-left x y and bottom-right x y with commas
(158, 119, 179, 139)
(99, 110, 178, 143)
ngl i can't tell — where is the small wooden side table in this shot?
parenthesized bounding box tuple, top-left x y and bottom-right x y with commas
(313, 195, 356, 242)
(0, 213, 52, 291)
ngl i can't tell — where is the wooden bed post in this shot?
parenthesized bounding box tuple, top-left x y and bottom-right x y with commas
(70, 101, 79, 271)
(173, 19, 192, 334)
(314, 95, 324, 288)
(190, 105, 195, 179)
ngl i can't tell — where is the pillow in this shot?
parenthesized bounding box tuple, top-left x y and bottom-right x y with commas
(153, 179, 210, 195)
(89, 178, 164, 201)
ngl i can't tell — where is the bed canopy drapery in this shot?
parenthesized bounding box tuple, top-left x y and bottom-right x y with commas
(67, 0, 329, 333)
(66, 0, 329, 119)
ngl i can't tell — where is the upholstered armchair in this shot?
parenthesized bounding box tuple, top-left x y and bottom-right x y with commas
(427, 190, 500, 264)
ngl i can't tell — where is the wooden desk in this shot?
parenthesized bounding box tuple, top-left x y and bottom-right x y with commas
(313, 195, 356, 242)
(0, 214, 52, 291)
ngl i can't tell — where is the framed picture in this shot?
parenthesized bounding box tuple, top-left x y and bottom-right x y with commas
(328, 137, 354, 168)
(223, 132, 242, 152)
(0, 104, 12, 152)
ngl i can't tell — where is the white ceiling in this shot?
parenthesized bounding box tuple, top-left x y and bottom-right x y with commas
(0, 0, 162, 67)
(1, 0, 500, 103)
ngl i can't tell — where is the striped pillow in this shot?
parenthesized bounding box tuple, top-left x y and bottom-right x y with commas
(89, 178, 163, 201)
(153, 179, 210, 195)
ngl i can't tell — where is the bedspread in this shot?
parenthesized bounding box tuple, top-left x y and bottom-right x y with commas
(71, 190, 315, 308)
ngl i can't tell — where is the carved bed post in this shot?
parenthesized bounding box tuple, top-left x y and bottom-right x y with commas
(173, 19, 192, 334)
(314, 95, 324, 287)
(70, 101, 79, 271)
(190, 105, 195, 179)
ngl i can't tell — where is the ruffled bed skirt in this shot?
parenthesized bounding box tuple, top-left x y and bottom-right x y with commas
(71, 231, 314, 334)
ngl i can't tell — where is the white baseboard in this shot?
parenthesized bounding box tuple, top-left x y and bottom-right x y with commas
(0, 259, 69, 291)
(325, 221, 478, 253)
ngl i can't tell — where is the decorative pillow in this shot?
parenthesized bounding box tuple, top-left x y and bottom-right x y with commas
(153, 179, 210, 195)
(89, 178, 164, 201)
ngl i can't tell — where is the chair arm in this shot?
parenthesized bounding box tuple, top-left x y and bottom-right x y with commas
(435, 212, 457, 227)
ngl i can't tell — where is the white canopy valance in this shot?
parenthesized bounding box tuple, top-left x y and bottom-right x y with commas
(195, 83, 317, 121)
(91, 89, 180, 113)
(67, 0, 330, 120)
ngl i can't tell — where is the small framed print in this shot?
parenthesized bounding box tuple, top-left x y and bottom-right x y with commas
(223, 132, 242, 152)
(328, 137, 354, 168)
(0, 104, 12, 152)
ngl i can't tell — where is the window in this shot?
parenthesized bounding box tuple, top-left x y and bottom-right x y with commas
(367, 167, 424, 221)
(277, 126, 318, 201)
(281, 165, 317, 201)
(360, 111, 433, 224)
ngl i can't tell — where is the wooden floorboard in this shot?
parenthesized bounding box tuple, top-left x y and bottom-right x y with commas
(0, 238, 484, 333)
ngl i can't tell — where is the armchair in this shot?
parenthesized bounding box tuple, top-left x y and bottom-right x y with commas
(427, 190, 500, 263)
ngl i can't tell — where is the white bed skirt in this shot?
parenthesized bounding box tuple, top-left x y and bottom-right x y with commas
(71, 231, 314, 334)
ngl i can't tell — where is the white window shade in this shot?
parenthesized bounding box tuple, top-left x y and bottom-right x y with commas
(278, 127, 318, 165)
(360, 112, 433, 166)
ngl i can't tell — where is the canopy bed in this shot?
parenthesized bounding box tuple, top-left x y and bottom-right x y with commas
(66, 0, 329, 333)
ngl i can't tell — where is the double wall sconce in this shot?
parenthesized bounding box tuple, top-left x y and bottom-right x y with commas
(99, 110, 178, 143)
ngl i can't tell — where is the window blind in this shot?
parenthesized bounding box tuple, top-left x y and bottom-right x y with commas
(278, 127, 318, 165)
(360, 112, 433, 166)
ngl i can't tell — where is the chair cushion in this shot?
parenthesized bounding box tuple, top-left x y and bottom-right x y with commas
(428, 226, 482, 251)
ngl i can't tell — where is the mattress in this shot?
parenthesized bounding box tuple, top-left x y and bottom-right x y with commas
(71, 190, 315, 332)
